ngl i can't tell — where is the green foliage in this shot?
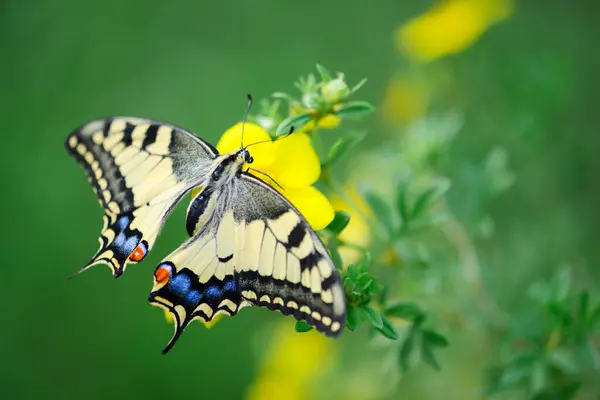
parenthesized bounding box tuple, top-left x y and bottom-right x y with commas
(333, 101, 375, 119)
(250, 64, 600, 392)
(322, 131, 367, 168)
(295, 320, 314, 333)
(275, 112, 313, 136)
(485, 269, 600, 398)
(325, 211, 351, 234)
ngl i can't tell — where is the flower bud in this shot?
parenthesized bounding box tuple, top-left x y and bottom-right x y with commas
(321, 74, 350, 104)
(256, 115, 275, 131)
(301, 92, 321, 110)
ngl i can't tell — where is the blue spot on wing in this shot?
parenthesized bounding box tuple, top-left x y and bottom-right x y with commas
(170, 274, 192, 297)
(206, 286, 221, 298)
(185, 290, 202, 306)
(114, 232, 126, 247)
(118, 215, 130, 230)
(123, 236, 139, 256)
(224, 280, 237, 292)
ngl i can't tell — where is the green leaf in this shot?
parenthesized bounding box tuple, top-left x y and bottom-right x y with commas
(323, 131, 366, 167)
(376, 315, 398, 340)
(364, 191, 395, 235)
(580, 338, 600, 369)
(422, 329, 450, 348)
(421, 338, 442, 371)
(333, 101, 375, 120)
(530, 361, 548, 395)
(325, 211, 351, 234)
(359, 251, 372, 269)
(396, 181, 410, 226)
(271, 92, 294, 102)
(360, 305, 383, 329)
(346, 306, 364, 331)
(385, 301, 423, 321)
(499, 363, 533, 387)
(350, 78, 368, 94)
(399, 330, 416, 372)
(411, 179, 451, 219)
(531, 383, 581, 400)
(275, 113, 313, 136)
(551, 267, 571, 302)
(295, 320, 314, 333)
(547, 301, 572, 326)
(547, 348, 578, 374)
(315, 64, 332, 81)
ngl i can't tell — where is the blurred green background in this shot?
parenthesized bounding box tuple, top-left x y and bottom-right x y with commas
(2, 0, 599, 399)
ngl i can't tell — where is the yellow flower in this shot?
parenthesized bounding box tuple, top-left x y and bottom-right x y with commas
(163, 309, 223, 328)
(300, 114, 341, 133)
(217, 122, 335, 230)
(329, 185, 372, 265)
(396, 0, 514, 63)
(381, 76, 429, 124)
(246, 320, 334, 400)
(290, 103, 341, 133)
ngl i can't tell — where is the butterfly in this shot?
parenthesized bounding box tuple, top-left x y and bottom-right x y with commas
(65, 107, 347, 353)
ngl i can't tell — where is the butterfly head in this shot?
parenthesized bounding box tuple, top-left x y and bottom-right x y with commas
(239, 148, 254, 164)
(211, 148, 254, 184)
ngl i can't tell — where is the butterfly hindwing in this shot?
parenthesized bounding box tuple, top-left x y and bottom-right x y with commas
(66, 117, 218, 277)
(149, 173, 346, 353)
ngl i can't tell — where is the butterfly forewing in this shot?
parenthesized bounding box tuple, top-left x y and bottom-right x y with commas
(66, 117, 217, 277)
(149, 173, 346, 353)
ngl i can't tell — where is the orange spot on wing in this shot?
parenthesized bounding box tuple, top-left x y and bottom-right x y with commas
(129, 241, 147, 262)
(154, 266, 170, 284)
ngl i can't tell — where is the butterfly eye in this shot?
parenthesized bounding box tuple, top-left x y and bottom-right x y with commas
(212, 164, 224, 180)
(248, 156, 254, 164)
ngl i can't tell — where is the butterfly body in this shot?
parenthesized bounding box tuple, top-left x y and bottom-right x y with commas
(66, 116, 346, 353)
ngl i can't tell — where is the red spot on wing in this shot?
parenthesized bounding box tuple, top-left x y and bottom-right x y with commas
(154, 266, 170, 284)
(128, 241, 148, 262)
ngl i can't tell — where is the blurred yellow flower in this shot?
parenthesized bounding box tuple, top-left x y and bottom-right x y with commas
(217, 122, 335, 230)
(246, 321, 334, 400)
(163, 309, 223, 328)
(381, 76, 429, 124)
(305, 113, 341, 131)
(396, 0, 514, 62)
(330, 185, 372, 265)
(290, 103, 341, 133)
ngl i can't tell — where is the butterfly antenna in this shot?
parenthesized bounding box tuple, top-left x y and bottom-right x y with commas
(245, 126, 296, 150)
(246, 167, 285, 191)
(241, 93, 253, 148)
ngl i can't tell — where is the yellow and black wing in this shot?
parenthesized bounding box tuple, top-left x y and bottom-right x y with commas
(149, 173, 346, 353)
(66, 117, 217, 277)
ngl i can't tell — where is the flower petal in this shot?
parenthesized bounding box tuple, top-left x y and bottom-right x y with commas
(273, 133, 320, 188)
(203, 314, 224, 329)
(396, 0, 513, 63)
(317, 114, 341, 129)
(284, 186, 334, 230)
(217, 122, 275, 170)
(329, 184, 372, 264)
